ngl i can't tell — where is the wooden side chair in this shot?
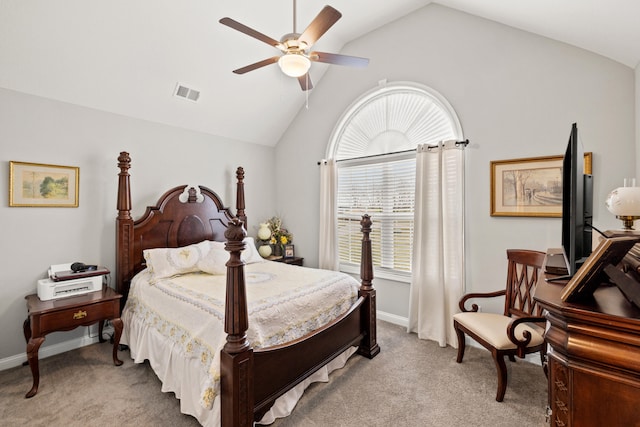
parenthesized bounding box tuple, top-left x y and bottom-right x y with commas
(453, 249, 547, 402)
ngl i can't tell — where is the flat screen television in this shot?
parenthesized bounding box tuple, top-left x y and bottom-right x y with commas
(561, 123, 593, 278)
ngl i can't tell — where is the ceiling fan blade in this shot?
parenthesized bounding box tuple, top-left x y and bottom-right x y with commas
(219, 17, 281, 48)
(232, 56, 280, 74)
(310, 51, 369, 68)
(298, 6, 342, 47)
(297, 74, 313, 91)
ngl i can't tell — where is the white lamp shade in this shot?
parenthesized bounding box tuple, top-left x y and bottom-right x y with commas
(605, 186, 640, 216)
(278, 54, 311, 77)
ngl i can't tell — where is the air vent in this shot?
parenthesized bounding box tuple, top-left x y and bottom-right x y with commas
(174, 83, 200, 102)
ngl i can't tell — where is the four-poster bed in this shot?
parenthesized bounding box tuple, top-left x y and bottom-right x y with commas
(115, 152, 379, 426)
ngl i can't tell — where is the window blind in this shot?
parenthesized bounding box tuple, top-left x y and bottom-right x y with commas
(337, 156, 416, 274)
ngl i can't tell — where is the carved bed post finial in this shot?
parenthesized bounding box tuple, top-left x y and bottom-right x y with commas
(358, 214, 380, 359)
(116, 151, 134, 310)
(236, 167, 247, 228)
(117, 152, 132, 220)
(360, 214, 374, 291)
(220, 218, 254, 427)
(223, 218, 249, 347)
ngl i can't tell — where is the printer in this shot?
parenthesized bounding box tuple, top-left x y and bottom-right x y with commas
(37, 263, 109, 301)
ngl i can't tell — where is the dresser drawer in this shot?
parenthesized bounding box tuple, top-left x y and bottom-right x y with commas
(36, 300, 117, 335)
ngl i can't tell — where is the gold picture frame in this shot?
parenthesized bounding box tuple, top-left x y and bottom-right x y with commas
(490, 153, 592, 217)
(9, 161, 79, 207)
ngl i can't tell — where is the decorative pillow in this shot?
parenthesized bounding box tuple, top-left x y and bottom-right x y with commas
(242, 237, 266, 264)
(197, 237, 264, 275)
(197, 242, 227, 275)
(143, 240, 210, 282)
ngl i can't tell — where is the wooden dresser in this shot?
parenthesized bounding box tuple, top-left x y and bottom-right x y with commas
(534, 274, 640, 426)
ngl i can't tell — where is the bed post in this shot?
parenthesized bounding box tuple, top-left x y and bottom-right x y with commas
(220, 218, 254, 427)
(116, 152, 134, 306)
(358, 214, 380, 359)
(235, 167, 247, 228)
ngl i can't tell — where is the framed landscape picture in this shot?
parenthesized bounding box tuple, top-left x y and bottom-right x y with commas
(490, 153, 592, 217)
(9, 161, 79, 207)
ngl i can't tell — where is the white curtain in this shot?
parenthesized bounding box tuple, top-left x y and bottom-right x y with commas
(408, 141, 465, 347)
(319, 159, 339, 270)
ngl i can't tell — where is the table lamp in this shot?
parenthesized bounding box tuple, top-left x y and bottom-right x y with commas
(605, 179, 640, 230)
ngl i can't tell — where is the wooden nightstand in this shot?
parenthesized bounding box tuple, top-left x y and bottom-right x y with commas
(23, 287, 123, 398)
(272, 256, 304, 266)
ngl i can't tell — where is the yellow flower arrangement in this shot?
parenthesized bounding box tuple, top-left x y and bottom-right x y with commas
(260, 216, 292, 247)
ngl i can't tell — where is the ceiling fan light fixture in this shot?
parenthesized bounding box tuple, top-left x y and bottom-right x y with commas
(278, 53, 311, 77)
(220, 4, 366, 90)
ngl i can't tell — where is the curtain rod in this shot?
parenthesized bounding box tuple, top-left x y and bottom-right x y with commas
(317, 139, 469, 165)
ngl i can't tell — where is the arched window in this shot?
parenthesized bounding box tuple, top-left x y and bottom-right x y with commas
(327, 81, 463, 280)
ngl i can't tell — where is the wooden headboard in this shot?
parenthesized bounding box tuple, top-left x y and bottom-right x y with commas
(115, 151, 246, 303)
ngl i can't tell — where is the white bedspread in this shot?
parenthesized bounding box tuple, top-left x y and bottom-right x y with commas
(121, 261, 360, 426)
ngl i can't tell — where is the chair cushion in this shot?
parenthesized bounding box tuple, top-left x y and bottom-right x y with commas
(453, 312, 544, 350)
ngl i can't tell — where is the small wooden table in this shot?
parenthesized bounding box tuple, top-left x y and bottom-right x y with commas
(23, 287, 123, 398)
(272, 256, 304, 266)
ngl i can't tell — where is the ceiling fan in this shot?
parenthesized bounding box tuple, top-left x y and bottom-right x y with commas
(219, 1, 369, 91)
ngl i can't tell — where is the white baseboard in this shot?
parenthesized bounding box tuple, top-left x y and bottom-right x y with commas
(1, 311, 408, 371)
(0, 334, 100, 372)
(377, 312, 542, 366)
(377, 310, 408, 328)
(88, 321, 115, 339)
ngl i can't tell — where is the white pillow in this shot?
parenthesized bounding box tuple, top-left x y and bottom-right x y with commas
(242, 237, 266, 264)
(197, 242, 228, 275)
(144, 240, 211, 282)
(197, 237, 264, 275)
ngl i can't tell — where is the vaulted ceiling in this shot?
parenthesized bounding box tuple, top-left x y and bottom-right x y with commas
(1, 1, 639, 147)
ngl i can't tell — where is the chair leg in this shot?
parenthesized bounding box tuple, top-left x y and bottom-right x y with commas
(454, 323, 466, 363)
(508, 354, 516, 362)
(493, 353, 508, 402)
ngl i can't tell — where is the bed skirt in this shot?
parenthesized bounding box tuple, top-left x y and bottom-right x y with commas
(122, 307, 356, 426)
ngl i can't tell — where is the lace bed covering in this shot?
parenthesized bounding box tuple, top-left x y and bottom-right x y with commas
(121, 261, 359, 413)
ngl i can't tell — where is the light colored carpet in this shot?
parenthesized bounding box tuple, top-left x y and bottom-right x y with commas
(0, 321, 547, 426)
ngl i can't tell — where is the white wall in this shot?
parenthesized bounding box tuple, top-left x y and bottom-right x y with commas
(275, 4, 636, 317)
(636, 63, 640, 175)
(2, 2, 637, 366)
(0, 88, 276, 361)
